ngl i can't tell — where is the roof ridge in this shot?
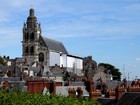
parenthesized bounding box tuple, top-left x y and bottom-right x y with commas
(42, 36, 63, 44)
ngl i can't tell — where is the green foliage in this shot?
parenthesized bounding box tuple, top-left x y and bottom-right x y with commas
(98, 63, 122, 81)
(64, 71, 71, 81)
(0, 56, 5, 65)
(0, 89, 101, 105)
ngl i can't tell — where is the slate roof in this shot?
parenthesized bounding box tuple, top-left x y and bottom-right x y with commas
(116, 92, 140, 105)
(15, 57, 23, 63)
(29, 67, 40, 73)
(0, 77, 21, 81)
(98, 98, 117, 105)
(68, 54, 83, 59)
(0, 66, 9, 72)
(51, 66, 63, 73)
(41, 36, 68, 54)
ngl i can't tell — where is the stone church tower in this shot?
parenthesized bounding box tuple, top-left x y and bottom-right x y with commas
(21, 8, 83, 75)
(21, 8, 82, 75)
(22, 8, 41, 63)
(22, 8, 68, 67)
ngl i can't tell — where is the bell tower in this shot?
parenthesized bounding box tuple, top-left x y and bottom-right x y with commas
(22, 8, 41, 63)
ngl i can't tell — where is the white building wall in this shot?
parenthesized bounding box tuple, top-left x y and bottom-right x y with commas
(49, 52, 60, 66)
(67, 56, 83, 74)
(78, 59, 83, 69)
(67, 57, 74, 68)
(7, 61, 12, 66)
(60, 54, 67, 67)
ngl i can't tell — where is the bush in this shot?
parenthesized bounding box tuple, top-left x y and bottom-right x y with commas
(0, 89, 101, 105)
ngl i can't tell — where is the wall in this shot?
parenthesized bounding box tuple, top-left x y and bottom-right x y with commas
(67, 56, 83, 74)
(26, 80, 63, 94)
(93, 72, 107, 81)
(60, 54, 67, 67)
(49, 52, 60, 66)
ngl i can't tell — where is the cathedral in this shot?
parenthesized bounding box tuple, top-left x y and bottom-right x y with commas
(22, 8, 83, 75)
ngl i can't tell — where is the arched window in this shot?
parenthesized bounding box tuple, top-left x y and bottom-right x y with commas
(30, 46, 34, 55)
(30, 32, 35, 41)
(39, 52, 44, 62)
(25, 33, 29, 41)
(25, 46, 29, 55)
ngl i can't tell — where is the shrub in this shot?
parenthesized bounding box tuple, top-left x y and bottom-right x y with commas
(0, 89, 101, 105)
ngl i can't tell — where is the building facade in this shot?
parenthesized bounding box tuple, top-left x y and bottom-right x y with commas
(22, 8, 83, 75)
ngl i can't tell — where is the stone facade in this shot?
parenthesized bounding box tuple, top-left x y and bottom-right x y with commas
(22, 8, 66, 67)
(83, 56, 97, 78)
(22, 8, 83, 76)
(22, 8, 41, 63)
(93, 65, 113, 82)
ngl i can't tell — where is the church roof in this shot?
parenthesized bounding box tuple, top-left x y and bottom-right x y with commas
(41, 36, 68, 54)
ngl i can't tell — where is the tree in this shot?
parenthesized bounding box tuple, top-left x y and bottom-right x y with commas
(98, 63, 122, 81)
(0, 56, 5, 65)
(63, 71, 70, 81)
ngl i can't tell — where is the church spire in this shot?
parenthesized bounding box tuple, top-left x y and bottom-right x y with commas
(22, 8, 41, 63)
(26, 8, 37, 29)
(29, 8, 35, 16)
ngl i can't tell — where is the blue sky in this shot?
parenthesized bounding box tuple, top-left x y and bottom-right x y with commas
(0, 0, 140, 80)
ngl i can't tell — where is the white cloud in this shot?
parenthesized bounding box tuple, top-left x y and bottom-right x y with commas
(0, 9, 11, 23)
(124, 3, 140, 11)
(0, 0, 138, 47)
(0, 27, 21, 48)
(136, 58, 140, 61)
(126, 64, 136, 68)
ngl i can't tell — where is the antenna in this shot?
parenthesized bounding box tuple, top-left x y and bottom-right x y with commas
(128, 72, 131, 81)
(123, 64, 125, 79)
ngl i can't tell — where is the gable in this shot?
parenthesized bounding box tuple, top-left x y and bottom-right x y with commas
(93, 71, 106, 81)
(39, 36, 47, 47)
(51, 66, 63, 73)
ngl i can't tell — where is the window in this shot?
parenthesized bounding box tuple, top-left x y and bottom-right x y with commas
(40, 42, 43, 45)
(30, 32, 35, 41)
(39, 52, 44, 62)
(25, 46, 29, 55)
(30, 46, 34, 55)
(25, 33, 29, 41)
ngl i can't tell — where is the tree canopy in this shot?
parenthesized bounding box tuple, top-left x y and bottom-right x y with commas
(98, 63, 122, 81)
(0, 56, 5, 65)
